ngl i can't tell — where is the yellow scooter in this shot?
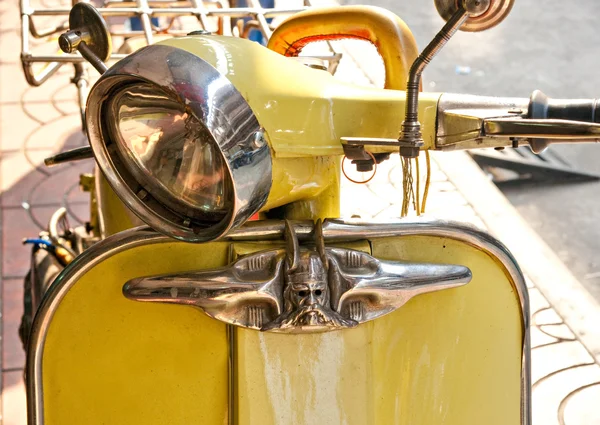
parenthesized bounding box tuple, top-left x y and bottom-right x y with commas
(22, 0, 600, 423)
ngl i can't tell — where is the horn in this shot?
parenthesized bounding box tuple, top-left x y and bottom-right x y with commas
(314, 219, 329, 272)
(284, 220, 300, 272)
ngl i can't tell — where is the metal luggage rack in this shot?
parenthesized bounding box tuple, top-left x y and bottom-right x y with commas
(20, 0, 317, 87)
(20, 0, 344, 130)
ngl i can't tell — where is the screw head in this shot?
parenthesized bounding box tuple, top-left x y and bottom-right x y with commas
(463, 0, 491, 16)
(58, 32, 80, 53)
(400, 146, 421, 159)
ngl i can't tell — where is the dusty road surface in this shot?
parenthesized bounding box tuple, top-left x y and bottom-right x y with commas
(343, 0, 600, 301)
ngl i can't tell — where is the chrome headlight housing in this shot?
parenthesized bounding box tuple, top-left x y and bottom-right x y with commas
(86, 44, 272, 241)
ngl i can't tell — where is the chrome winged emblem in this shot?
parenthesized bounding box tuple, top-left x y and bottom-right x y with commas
(124, 220, 472, 333)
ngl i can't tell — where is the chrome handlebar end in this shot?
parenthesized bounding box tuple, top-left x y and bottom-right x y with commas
(436, 91, 600, 153)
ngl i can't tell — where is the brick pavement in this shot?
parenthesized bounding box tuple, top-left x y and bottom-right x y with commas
(1, 1, 599, 424)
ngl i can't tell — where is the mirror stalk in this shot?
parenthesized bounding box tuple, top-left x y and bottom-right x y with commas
(398, 6, 470, 158)
(399, 0, 492, 158)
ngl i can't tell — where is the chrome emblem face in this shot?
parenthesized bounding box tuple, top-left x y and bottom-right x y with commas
(262, 248, 357, 332)
(124, 220, 471, 333)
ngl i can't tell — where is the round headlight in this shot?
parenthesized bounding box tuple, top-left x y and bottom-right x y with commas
(86, 44, 272, 241)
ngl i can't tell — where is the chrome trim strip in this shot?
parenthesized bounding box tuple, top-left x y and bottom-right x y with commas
(227, 324, 235, 425)
(93, 167, 107, 239)
(27, 219, 531, 425)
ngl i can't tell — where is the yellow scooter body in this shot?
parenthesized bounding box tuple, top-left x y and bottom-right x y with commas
(38, 15, 530, 425)
(28, 223, 529, 425)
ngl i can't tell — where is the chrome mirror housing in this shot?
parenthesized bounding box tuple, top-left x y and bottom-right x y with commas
(434, 0, 515, 32)
(58, 2, 112, 74)
(86, 44, 272, 242)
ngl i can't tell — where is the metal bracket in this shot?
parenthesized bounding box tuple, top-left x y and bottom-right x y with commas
(340, 138, 393, 172)
(398, 4, 472, 158)
(341, 137, 402, 147)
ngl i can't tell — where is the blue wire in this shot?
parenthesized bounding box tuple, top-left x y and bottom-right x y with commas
(23, 238, 53, 247)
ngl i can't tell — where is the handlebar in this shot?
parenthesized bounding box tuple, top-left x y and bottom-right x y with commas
(267, 6, 419, 91)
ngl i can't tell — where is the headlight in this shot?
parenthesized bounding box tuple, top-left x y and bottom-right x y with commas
(86, 44, 272, 241)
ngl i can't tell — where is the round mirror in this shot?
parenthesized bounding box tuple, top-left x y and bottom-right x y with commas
(62, 2, 112, 61)
(435, 0, 514, 32)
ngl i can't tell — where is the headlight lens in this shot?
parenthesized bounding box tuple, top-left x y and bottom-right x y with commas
(108, 83, 232, 222)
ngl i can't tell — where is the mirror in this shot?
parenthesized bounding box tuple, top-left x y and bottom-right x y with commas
(58, 3, 112, 67)
(434, 0, 515, 32)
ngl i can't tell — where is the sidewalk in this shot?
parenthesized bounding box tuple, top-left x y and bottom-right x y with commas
(1, 2, 599, 425)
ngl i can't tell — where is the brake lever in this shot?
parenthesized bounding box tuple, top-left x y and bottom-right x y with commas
(482, 117, 600, 153)
(44, 146, 94, 167)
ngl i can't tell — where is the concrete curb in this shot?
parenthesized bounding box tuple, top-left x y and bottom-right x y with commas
(435, 151, 600, 363)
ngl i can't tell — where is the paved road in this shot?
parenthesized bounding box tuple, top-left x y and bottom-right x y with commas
(343, 0, 600, 300)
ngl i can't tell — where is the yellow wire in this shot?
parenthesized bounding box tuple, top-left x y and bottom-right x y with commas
(415, 156, 421, 216)
(401, 157, 405, 216)
(421, 150, 431, 214)
(400, 150, 431, 217)
(401, 157, 410, 217)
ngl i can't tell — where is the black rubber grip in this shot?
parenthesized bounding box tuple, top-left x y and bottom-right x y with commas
(528, 90, 600, 123)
